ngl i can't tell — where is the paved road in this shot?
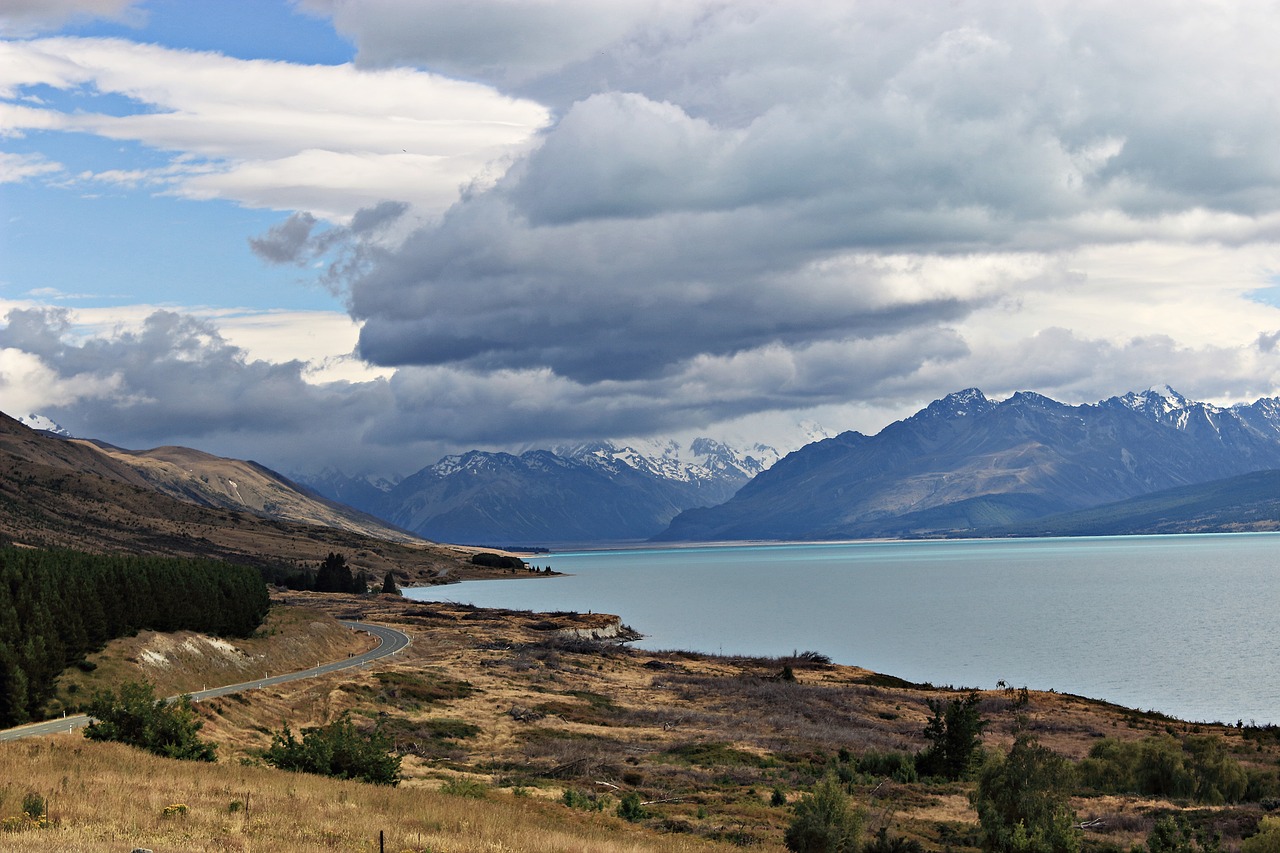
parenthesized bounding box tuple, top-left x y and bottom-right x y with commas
(0, 620, 410, 743)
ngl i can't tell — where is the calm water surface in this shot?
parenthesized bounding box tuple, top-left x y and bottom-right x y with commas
(405, 534, 1280, 725)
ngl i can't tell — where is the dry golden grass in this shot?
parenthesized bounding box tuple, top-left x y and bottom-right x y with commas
(9, 590, 1279, 852)
(52, 606, 374, 712)
(0, 735, 741, 852)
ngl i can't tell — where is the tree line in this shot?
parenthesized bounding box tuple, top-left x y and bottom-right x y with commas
(0, 546, 269, 727)
(274, 552, 400, 596)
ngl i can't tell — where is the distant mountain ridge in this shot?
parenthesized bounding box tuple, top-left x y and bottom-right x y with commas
(657, 387, 1280, 542)
(298, 438, 780, 546)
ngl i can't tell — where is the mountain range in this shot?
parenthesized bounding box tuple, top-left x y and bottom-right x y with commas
(12, 385, 1280, 549)
(297, 438, 781, 546)
(657, 386, 1280, 541)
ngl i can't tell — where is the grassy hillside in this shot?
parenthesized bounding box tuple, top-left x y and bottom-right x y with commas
(0, 412, 486, 584)
(6, 593, 1277, 852)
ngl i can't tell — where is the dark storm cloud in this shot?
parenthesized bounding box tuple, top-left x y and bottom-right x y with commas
(248, 212, 320, 265)
(38, 0, 1258, 471)
(249, 201, 408, 285)
(2, 306, 972, 472)
(292, 0, 1280, 400)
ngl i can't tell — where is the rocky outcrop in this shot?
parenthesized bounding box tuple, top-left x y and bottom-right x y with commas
(555, 617, 641, 643)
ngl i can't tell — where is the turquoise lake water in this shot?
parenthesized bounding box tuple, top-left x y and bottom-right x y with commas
(404, 533, 1280, 725)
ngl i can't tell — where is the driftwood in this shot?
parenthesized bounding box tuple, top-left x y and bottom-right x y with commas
(1076, 818, 1106, 831)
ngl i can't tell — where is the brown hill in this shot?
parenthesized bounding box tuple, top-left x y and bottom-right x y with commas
(78, 439, 421, 543)
(0, 411, 474, 583)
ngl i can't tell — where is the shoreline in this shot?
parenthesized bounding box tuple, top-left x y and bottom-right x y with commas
(401, 535, 1280, 727)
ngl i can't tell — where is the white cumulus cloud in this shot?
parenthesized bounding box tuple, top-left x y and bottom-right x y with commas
(0, 36, 550, 220)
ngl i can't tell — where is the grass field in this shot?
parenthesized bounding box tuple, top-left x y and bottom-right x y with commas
(5, 590, 1279, 852)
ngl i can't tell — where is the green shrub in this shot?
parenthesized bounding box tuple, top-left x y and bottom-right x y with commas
(1079, 735, 1248, 804)
(916, 692, 987, 780)
(1146, 814, 1220, 853)
(784, 774, 864, 852)
(262, 712, 401, 785)
(617, 792, 649, 822)
(470, 553, 526, 570)
(83, 680, 216, 762)
(562, 788, 608, 811)
(439, 778, 488, 799)
(1242, 816, 1280, 853)
(20, 793, 45, 821)
(864, 827, 924, 853)
(857, 749, 919, 783)
(972, 735, 1079, 853)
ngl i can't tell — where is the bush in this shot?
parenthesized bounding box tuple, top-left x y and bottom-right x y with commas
(83, 681, 216, 762)
(864, 827, 924, 853)
(617, 792, 649, 822)
(858, 749, 919, 783)
(470, 553, 526, 570)
(916, 692, 988, 780)
(784, 774, 864, 852)
(1242, 816, 1280, 853)
(20, 794, 45, 822)
(972, 735, 1079, 853)
(439, 778, 488, 799)
(1147, 814, 1220, 853)
(1078, 735, 1248, 804)
(563, 788, 609, 811)
(262, 712, 401, 785)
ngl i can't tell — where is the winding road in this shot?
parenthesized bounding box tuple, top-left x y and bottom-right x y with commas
(0, 620, 411, 743)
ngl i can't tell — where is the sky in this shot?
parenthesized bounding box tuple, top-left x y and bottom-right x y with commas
(4, 0, 1280, 477)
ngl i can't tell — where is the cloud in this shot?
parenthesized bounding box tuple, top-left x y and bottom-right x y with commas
(0, 150, 61, 182)
(10, 299, 1280, 479)
(247, 212, 322, 266)
(11, 1, 1280, 475)
(296, 0, 669, 86)
(0, 36, 549, 220)
(299, 0, 1280, 404)
(0, 304, 968, 471)
(0, 0, 141, 36)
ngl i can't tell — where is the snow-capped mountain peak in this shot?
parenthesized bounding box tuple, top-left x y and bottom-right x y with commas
(1106, 387, 1229, 432)
(914, 388, 995, 422)
(16, 414, 71, 436)
(1117, 385, 1195, 415)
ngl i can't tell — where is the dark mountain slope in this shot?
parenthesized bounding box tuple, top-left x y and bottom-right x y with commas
(302, 439, 776, 546)
(657, 388, 1280, 542)
(377, 449, 741, 545)
(1000, 468, 1280, 537)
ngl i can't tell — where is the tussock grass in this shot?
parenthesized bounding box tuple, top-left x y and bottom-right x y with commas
(0, 735, 738, 852)
(14, 591, 1280, 852)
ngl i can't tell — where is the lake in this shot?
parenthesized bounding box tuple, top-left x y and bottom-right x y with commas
(404, 533, 1280, 725)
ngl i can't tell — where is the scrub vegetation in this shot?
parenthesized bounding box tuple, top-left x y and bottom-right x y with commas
(4, 589, 1280, 852)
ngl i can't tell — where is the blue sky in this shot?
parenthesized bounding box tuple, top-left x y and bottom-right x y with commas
(2, 1, 353, 310)
(4, 1, 1280, 476)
